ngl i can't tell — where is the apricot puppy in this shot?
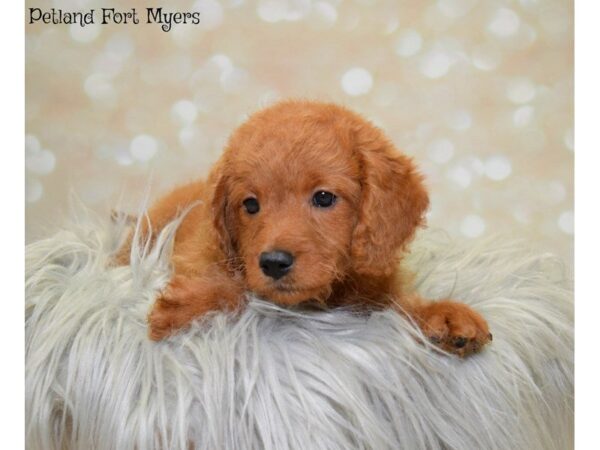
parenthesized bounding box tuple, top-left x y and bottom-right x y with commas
(120, 100, 491, 356)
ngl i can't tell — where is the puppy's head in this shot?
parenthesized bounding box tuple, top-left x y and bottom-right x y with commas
(210, 101, 429, 305)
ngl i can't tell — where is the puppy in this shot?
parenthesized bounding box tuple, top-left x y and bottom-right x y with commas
(119, 100, 491, 356)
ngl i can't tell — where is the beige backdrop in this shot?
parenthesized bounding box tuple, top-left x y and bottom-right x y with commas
(25, 0, 574, 264)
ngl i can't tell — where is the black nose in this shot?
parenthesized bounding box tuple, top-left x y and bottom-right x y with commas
(259, 251, 294, 280)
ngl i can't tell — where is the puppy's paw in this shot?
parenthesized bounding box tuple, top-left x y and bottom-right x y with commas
(147, 275, 204, 341)
(416, 300, 492, 357)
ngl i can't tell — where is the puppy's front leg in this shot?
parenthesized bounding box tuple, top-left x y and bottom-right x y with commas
(148, 270, 245, 341)
(405, 297, 492, 357)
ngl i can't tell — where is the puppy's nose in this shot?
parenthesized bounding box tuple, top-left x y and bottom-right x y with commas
(259, 250, 294, 280)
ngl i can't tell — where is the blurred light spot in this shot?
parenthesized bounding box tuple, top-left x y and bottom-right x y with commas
(446, 109, 472, 130)
(171, 100, 198, 125)
(427, 138, 455, 164)
(558, 210, 574, 235)
(437, 0, 476, 19)
(312, 2, 338, 27)
(341, 67, 373, 96)
(545, 181, 566, 204)
(513, 105, 534, 127)
(484, 155, 512, 180)
(84, 73, 116, 102)
(105, 34, 135, 60)
(512, 205, 531, 224)
(419, 50, 453, 79)
(447, 165, 472, 188)
(395, 30, 422, 58)
(115, 146, 134, 166)
(258, 90, 281, 107)
(69, 23, 101, 43)
(488, 8, 520, 37)
(25, 134, 41, 157)
(460, 214, 486, 238)
(471, 43, 501, 71)
(465, 156, 485, 175)
(220, 68, 249, 93)
(130, 134, 158, 161)
(384, 18, 399, 34)
(171, 25, 194, 47)
(257, 0, 311, 22)
(564, 128, 574, 151)
(26, 178, 43, 203)
(506, 77, 536, 104)
(26, 148, 56, 174)
(209, 54, 234, 74)
(193, 0, 224, 30)
(93, 51, 126, 78)
(520, 24, 538, 46)
(178, 125, 204, 150)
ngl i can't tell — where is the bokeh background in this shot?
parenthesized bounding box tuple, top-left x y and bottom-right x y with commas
(25, 0, 573, 264)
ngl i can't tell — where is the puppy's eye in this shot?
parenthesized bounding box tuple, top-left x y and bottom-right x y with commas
(243, 197, 260, 214)
(312, 191, 336, 208)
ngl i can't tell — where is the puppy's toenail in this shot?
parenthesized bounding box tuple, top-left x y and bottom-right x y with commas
(488, 333, 493, 341)
(453, 337, 467, 348)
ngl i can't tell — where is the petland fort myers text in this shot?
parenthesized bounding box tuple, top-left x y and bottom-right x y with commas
(28, 8, 201, 32)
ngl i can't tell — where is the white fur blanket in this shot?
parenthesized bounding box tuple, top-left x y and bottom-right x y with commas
(25, 212, 573, 450)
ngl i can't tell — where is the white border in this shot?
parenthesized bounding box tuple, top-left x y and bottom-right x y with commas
(0, 0, 24, 447)
(575, 0, 599, 448)
(12, 0, 587, 448)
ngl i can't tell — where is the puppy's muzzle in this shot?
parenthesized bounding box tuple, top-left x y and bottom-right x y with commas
(259, 250, 294, 280)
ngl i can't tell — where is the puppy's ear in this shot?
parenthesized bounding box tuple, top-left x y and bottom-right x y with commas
(351, 123, 429, 277)
(210, 164, 237, 263)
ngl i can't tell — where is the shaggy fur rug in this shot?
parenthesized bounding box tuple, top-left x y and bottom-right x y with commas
(25, 211, 573, 450)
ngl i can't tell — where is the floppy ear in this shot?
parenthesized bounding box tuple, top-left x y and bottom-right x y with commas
(210, 163, 238, 264)
(350, 124, 429, 278)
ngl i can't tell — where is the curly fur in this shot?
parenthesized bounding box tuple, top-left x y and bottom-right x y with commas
(119, 101, 489, 354)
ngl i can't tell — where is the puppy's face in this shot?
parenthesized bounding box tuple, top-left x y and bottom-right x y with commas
(222, 119, 361, 304)
(212, 101, 429, 306)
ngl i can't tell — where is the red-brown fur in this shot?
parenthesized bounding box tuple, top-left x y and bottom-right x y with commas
(118, 100, 491, 357)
